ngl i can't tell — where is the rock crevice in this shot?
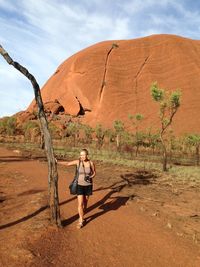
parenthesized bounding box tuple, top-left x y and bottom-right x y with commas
(134, 56, 150, 113)
(75, 96, 91, 116)
(99, 44, 118, 104)
(27, 35, 200, 135)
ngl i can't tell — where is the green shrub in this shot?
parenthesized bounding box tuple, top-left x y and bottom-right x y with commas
(0, 116, 17, 135)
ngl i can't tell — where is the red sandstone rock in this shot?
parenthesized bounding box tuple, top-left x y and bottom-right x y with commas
(28, 34, 200, 135)
(31, 100, 65, 115)
(15, 111, 36, 124)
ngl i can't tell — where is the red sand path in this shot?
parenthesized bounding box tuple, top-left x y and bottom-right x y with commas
(0, 147, 200, 267)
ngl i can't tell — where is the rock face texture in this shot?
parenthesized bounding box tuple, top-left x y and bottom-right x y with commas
(28, 34, 200, 134)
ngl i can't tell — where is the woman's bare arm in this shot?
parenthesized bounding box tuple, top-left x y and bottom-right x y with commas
(57, 160, 79, 167)
(90, 161, 96, 178)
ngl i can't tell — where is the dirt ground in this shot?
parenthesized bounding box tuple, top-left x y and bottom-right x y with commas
(0, 145, 200, 267)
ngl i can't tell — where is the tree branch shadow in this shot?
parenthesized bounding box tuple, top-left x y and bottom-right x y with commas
(0, 170, 157, 230)
(0, 158, 32, 162)
(0, 196, 77, 230)
(85, 195, 130, 226)
(62, 170, 157, 227)
(62, 182, 131, 227)
(120, 169, 158, 186)
(0, 205, 48, 230)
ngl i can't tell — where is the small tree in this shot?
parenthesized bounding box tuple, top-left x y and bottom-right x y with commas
(95, 124, 106, 148)
(49, 122, 61, 140)
(113, 120, 124, 150)
(121, 130, 134, 156)
(105, 128, 115, 142)
(168, 130, 177, 166)
(146, 127, 160, 155)
(185, 134, 200, 166)
(151, 82, 181, 171)
(6, 117, 17, 135)
(104, 128, 115, 150)
(23, 121, 40, 140)
(66, 122, 81, 147)
(0, 117, 8, 134)
(83, 124, 94, 144)
(128, 113, 144, 157)
(0, 117, 17, 135)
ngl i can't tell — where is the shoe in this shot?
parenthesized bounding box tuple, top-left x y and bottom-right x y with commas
(76, 221, 83, 229)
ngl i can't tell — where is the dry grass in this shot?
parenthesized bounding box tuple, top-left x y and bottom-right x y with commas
(1, 142, 199, 185)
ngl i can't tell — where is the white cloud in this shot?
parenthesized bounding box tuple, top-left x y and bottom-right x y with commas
(0, 0, 199, 117)
(119, 0, 171, 14)
(0, 63, 34, 116)
(0, 0, 18, 12)
(0, 0, 132, 117)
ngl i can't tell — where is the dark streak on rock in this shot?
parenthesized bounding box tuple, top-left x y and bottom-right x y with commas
(99, 44, 118, 103)
(134, 56, 150, 113)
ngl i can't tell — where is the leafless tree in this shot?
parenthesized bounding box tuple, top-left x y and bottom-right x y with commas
(0, 45, 61, 226)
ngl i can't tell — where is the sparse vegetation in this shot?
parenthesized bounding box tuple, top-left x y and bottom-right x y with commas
(83, 124, 94, 144)
(185, 134, 200, 165)
(0, 82, 199, 177)
(66, 121, 81, 146)
(22, 121, 40, 140)
(0, 116, 17, 135)
(95, 123, 106, 149)
(151, 82, 181, 171)
(113, 120, 124, 150)
(48, 122, 60, 139)
(128, 113, 145, 157)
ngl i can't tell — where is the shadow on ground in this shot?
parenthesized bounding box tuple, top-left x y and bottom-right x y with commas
(120, 170, 158, 186)
(62, 170, 158, 227)
(0, 170, 157, 230)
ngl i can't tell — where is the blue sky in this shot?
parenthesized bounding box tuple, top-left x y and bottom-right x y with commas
(0, 0, 200, 117)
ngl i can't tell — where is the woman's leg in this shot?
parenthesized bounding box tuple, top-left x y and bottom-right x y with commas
(77, 195, 84, 223)
(83, 195, 89, 214)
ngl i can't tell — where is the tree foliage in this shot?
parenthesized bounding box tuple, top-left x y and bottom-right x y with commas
(0, 116, 17, 135)
(83, 124, 94, 143)
(128, 113, 144, 156)
(151, 82, 181, 171)
(95, 123, 106, 148)
(151, 82, 181, 134)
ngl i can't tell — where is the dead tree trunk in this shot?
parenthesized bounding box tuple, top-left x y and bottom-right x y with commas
(0, 45, 61, 226)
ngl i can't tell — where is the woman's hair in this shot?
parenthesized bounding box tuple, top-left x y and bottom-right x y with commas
(80, 148, 89, 156)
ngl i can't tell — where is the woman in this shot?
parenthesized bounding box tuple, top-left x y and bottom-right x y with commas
(58, 149, 96, 229)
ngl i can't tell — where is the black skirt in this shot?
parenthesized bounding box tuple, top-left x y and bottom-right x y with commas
(77, 184, 93, 196)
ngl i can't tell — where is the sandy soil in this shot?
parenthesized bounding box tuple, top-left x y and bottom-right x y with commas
(0, 146, 200, 267)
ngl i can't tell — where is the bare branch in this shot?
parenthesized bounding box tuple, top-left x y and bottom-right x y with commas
(0, 44, 61, 226)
